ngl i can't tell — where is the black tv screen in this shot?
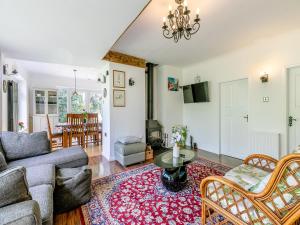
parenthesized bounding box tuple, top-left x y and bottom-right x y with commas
(192, 81, 209, 102)
(183, 81, 209, 103)
(183, 85, 194, 103)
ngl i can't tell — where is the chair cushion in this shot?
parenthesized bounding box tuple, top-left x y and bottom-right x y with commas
(224, 164, 270, 191)
(115, 142, 146, 156)
(0, 167, 32, 208)
(8, 146, 88, 169)
(0, 200, 42, 225)
(26, 164, 55, 188)
(1, 131, 50, 161)
(0, 152, 7, 172)
(29, 184, 53, 225)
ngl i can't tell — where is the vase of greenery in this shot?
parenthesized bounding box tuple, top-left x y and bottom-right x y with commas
(83, 110, 88, 123)
(172, 125, 188, 158)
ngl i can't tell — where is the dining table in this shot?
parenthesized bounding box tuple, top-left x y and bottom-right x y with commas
(55, 122, 102, 148)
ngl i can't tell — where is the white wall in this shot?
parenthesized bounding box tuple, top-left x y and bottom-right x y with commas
(157, 65, 183, 147)
(102, 62, 146, 161)
(181, 29, 300, 157)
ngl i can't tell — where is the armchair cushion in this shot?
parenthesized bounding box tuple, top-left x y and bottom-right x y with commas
(224, 164, 270, 191)
(0, 166, 32, 208)
(1, 131, 50, 161)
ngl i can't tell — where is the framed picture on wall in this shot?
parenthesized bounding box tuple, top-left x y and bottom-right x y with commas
(113, 89, 126, 107)
(113, 70, 126, 88)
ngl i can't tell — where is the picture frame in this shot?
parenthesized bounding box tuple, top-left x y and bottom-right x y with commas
(113, 89, 126, 107)
(113, 70, 126, 88)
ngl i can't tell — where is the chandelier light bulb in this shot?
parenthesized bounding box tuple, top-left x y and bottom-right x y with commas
(169, 4, 172, 12)
(184, 0, 188, 7)
(163, 17, 166, 23)
(196, 8, 200, 15)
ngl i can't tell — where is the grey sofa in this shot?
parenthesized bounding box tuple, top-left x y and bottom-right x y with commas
(0, 131, 89, 225)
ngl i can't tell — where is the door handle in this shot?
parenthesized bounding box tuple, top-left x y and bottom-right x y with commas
(243, 115, 249, 122)
(289, 116, 297, 127)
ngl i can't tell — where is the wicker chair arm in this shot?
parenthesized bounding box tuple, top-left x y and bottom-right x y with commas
(244, 154, 278, 172)
(200, 176, 278, 225)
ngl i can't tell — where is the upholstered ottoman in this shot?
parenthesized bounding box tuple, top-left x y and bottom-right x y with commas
(54, 166, 92, 213)
(115, 142, 146, 166)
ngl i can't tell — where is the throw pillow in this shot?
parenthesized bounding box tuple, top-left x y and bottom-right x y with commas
(118, 136, 142, 145)
(0, 152, 7, 172)
(0, 166, 32, 208)
(1, 131, 50, 161)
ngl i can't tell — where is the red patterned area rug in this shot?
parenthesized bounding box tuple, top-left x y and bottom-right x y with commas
(81, 158, 231, 225)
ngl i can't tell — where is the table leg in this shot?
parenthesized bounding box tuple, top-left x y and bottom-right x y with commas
(62, 129, 69, 148)
(161, 165, 188, 192)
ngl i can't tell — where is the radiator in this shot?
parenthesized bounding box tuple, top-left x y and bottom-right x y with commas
(249, 131, 280, 159)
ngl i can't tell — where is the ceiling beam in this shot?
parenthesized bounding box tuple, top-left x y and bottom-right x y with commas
(103, 51, 146, 68)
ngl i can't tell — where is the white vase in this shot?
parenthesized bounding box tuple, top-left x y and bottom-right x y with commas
(173, 143, 180, 158)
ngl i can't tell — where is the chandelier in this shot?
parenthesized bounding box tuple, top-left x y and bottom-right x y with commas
(162, 0, 200, 43)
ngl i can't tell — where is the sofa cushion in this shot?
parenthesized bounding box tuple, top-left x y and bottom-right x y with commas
(224, 164, 270, 191)
(29, 185, 53, 225)
(8, 146, 88, 169)
(0, 166, 32, 208)
(0, 152, 7, 172)
(1, 131, 50, 161)
(26, 164, 55, 188)
(0, 200, 42, 225)
(54, 166, 92, 213)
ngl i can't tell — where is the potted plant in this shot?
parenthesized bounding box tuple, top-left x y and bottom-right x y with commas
(172, 125, 187, 157)
(83, 109, 88, 123)
(18, 121, 24, 132)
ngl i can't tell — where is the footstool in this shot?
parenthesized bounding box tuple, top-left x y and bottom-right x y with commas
(115, 142, 146, 166)
(54, 166, 92, 213)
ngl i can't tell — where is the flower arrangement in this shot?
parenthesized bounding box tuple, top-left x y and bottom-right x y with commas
(172, 125, 187, 147)
(18, 121, 24, 130)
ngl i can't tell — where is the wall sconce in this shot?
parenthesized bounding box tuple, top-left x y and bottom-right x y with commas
(3, 64, 18, 76)
(129, 78, 135, 86)
(260, 72, 269, 83)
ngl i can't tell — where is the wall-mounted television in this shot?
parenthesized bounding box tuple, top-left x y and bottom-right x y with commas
(183, 81, 209, 103)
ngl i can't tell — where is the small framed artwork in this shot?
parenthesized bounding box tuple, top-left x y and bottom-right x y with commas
(113, 70, 126, 88)
(113, 89, 126, 107)
(168, 77, 179, 91)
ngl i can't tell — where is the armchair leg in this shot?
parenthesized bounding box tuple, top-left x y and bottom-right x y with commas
(202, 202, 206, 225)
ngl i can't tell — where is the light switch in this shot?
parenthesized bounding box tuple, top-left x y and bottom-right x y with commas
(263, 97, 270, 102)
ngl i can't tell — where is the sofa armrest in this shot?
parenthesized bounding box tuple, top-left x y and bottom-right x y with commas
(0, 200, 42, 225)
(244, 154, 278, 172)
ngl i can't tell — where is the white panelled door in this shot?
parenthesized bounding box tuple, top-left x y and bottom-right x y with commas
(221, 79, 249, 159)
(288, 67, 300, 152)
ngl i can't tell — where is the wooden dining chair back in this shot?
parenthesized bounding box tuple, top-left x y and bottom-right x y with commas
(46, 114, 63, 150)
(67, 113, 73, 124)
(85, 113, 100, 147)
(69, 114, 85, 147)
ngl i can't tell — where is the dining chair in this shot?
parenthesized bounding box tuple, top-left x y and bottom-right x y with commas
(67, 113, 73, 124)
(69, 114, 85, 147)
(85, 113, 100, 147)
(46, 114, 63, 150)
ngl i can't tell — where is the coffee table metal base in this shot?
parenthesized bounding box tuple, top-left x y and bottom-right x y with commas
(161, 165, 188, 192)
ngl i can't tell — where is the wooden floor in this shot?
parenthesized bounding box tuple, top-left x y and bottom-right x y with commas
(54, 145, 242, 225)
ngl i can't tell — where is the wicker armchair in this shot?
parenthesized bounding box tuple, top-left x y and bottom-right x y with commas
(200, 153, 300, 225)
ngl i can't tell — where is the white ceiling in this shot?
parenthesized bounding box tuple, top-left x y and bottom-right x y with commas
(112, 0, 300, 66)
(10, 58, 103, 80)
(0, 0, 149, 67)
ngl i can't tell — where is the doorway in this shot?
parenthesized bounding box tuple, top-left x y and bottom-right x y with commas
(288, 66, 300, 152)
(220, 79, 249, 159)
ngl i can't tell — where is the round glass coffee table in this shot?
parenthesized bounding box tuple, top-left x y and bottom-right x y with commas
(154, 149, 196, 192)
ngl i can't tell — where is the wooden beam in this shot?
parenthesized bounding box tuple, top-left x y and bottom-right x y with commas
(103, 51, 146, 68)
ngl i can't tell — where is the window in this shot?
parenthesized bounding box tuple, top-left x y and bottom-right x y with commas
(71, 92, 86, 113)
(58, 89, 68, 122)
(57, 89, 102, 121)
